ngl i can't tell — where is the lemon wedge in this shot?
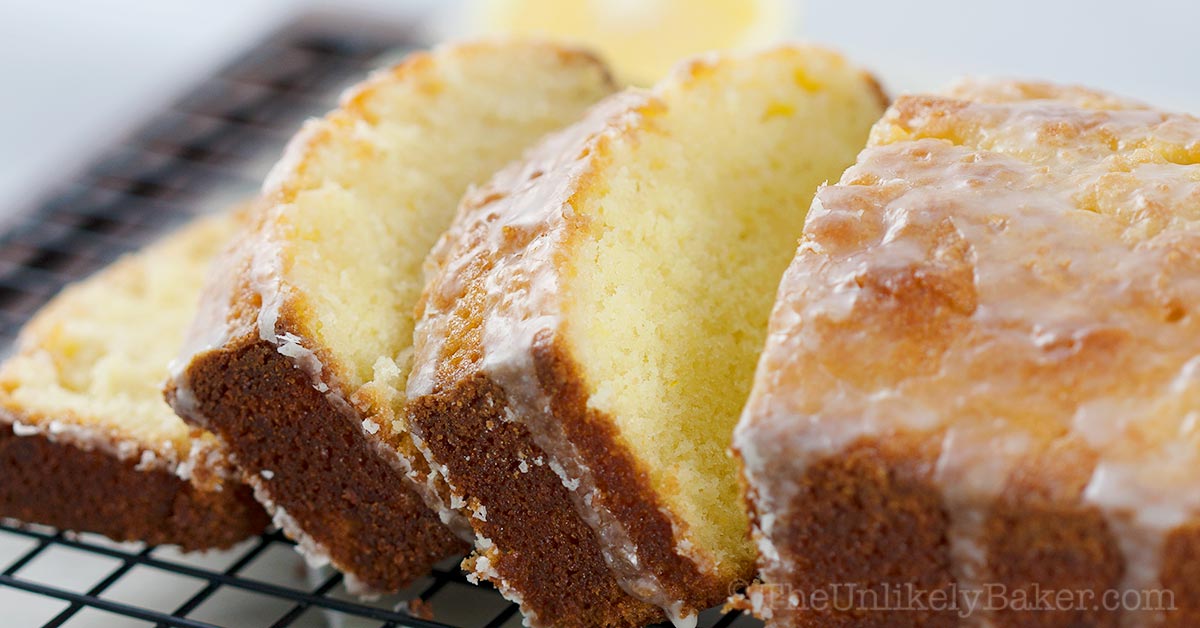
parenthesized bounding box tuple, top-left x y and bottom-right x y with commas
(474, 0, 796, 84)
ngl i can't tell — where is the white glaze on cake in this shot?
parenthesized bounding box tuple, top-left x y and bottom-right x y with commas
(735, 79, 1200, 626)
(0, 410, 234, 488)
(409, 88, 703, 627)
(0, 213, 246, 494)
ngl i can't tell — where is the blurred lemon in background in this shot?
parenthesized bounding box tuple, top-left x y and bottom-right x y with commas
(473, 0, 797, 84)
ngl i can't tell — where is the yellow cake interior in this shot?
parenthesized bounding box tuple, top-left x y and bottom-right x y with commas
(272, 43, 615, 409)
(0, 213, 239, 457)
(562, 48, 885, 575)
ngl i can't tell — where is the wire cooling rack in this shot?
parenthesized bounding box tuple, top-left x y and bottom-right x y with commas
(0, 523, 486, 628)
(0, 13, 758, 628)
(0, 14, 413, 346)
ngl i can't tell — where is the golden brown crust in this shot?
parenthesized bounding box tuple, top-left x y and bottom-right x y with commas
(406, 86, 723, 623)
(170, 41, 621, 592)
(408, 370, 662, 628)
(741, 434, 1200, 627)
(165, 210, 466, 589)
(0, 210, 266, 549)
(941, 77, 1150, 110)
(0, 422, 266, 551)
(742, 436, 956, 628)
(409, 45, 887, 624)
(742, 434, 1149, 628)
(735, 80, 1200, 626)
(169, 332, 465, 591)
(1160, 525, 1200, 628)
(530, 335, 744, 611)
(410, 329, 738, 626)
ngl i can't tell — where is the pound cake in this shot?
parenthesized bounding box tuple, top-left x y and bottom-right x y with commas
(0, 212, 267, 550)
(166, 41, 618, 593)
(406, 46, 886, 627)
(733, 80, 1200, 627)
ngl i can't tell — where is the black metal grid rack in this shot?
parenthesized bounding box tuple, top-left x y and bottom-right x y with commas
(0, 15, 759, 628)
(0, 14, 412, 347)
(0, 523, 501, 628)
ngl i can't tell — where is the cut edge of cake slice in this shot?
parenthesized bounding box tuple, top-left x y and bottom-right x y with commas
(166, 39, 619, 594)
(406, 44, 887, 628)
(0, 210, 268, 550)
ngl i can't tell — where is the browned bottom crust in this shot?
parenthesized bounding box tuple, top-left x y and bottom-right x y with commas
(532, 337, 746, 615)
(408, 372, 663, 628)
(748, 436, 1200, 627)
(408, 334, 745, 627)
(174, 340, 465, 591)
(0, 423, 267, 551)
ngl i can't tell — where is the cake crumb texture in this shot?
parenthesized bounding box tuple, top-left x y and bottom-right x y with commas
(168, 40, 619, 592)
(408, 44, 886, 627)
(0, 212, 267, 548)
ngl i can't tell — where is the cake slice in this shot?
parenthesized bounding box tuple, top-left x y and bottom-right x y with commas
(166, 40, 617, 593)
(0, 212, 267, 550)
(406, 46, 886, 627)
(733, 80, 1200, 627)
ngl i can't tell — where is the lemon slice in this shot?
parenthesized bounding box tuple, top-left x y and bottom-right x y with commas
(474, 0, 795, 84)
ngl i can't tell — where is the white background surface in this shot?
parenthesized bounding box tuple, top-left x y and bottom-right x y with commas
(0, 0, 1197, 625)
(1, 0, 1198, 216)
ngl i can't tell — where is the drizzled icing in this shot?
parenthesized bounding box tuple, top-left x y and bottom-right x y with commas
(169, 173, 477, 550)
(0, 213, 246, 492)
(408, 89, 700, 627)
(735, 80, 1200, 626)
(158, 205, 368, 581)
(0, 412, 232, 490)
(167, 48, 515, 577)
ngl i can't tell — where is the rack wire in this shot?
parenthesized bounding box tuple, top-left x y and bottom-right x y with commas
(0, 14, 405, 346)
(0, 14, 759, 628)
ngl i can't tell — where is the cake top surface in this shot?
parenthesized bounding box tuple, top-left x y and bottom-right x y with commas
(740, 79, 1200, 529)
(0, 212, 239, 473)
(176, 39, 616, 415)
(411, 43, 880, 395)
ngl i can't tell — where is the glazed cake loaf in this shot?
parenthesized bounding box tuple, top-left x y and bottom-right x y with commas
(733, 80, 1200, 627)
(0, 212, 267, 550)
(166, 41, 617, 593)
(406, 46, 885, 627)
